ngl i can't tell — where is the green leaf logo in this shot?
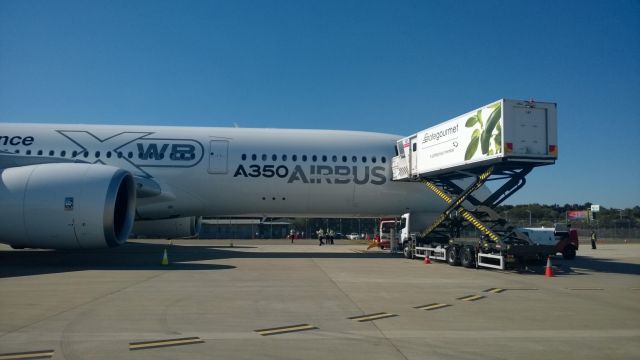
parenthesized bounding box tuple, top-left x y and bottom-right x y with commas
(465, 129, 480, 160)
(480, 104, 502, 155)
(465, 115, 478, 128)
(463, 102, 503, 160)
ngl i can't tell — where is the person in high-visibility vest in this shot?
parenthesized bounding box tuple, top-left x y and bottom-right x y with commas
(591, 231, 597, 249)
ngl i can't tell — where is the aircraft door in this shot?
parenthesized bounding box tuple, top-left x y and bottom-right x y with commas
(208, 140, 229, 174)
(410, 136, 418, 176)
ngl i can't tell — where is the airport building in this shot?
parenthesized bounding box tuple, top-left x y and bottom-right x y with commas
(200, 218, 292, 239)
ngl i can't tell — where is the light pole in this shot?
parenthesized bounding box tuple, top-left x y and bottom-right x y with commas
(526, 210, 532, 226)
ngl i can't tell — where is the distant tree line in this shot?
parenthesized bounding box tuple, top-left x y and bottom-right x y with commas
(494, 203, 639, 229)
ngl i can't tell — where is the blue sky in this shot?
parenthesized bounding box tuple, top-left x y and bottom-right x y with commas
(1, 0, 639, 208)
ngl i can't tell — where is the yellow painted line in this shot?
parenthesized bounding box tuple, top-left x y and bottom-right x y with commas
(0, 350, 54, 360)
(254, 324, 317, 336)
(483, 288, 506, 293)
(348, 312, 398, 322)
(568, 288, 604, 291)
(414, 303, 451, 311)
(129, 337, 204, 350)
(505, 288, 539, 291)
(457, 295, 486, 302)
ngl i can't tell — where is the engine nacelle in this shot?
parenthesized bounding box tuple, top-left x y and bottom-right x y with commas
(133, 216, 202, 239)
(0, 163, 136, 249)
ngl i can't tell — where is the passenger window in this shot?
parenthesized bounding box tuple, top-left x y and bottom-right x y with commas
(37, 150, 43, 155)
(262, 154, 267, 161)
(15, 149, 20, 154)
(362, 156, 367, 163)
(332, 155, 337, 162)
(302, 155, 308, 162)
(352, 156, 357, 163)
(381, 156, 386, 163)
(95, 151, 100, 158)
(413, 143, 417, 151)
(312, 155, 317, 162)
(117, 152, 123, 158)
(72, 150, 78, 157)
(292, 155, 297, 161)
(242, 154, 247, 161)
(127, 152, 133, 159)
(282, 154, 287, 161)
(49, 150, 54, 156)
(252, 154, 257, 161)
(272, 154, 277, 161)
(322, 155, 327, 162)
(106, 151, 111, 158)
(342, 155, 347, 162)
(26, 150, 32, 155)
(372, 156, 377, 163)
(61, 150, 66, 157)
(84, 151, 89, 158)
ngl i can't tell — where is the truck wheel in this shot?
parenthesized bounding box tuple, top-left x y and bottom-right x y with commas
(404, 244, 414, 259)
(562, 245, 576, 260)
(446, 246, 460, 266)
(461, 246, 475, 268)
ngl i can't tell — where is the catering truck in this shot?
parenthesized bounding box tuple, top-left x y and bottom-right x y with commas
(392, 99, 560, 269)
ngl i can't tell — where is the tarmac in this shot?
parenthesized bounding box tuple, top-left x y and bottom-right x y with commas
(1, 239, 639, 360)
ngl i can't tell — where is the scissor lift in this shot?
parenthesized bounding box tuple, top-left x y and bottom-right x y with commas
(405, 164, 556, 270)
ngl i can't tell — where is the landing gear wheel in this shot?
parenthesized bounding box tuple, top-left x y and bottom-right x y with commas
(562, 245, 576, 260)
(461, 246, 475, 268)
(446, 246, 460, 266)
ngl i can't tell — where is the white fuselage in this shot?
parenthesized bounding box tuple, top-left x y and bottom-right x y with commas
(0, 123, 444, 219)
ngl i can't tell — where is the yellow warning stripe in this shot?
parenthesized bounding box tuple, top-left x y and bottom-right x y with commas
(483, 288, 506, 293)
(505, 288, 539, 291)
(129, 337, 204, 350)
(348, 312, 398, 322)
(460, 210, 499, 241)
(254, 324, 317, 336)
(422, 181, 453, 202)
(414, 303, 451, 311)
(457, 295, 485, 302)
(421, 179, 499, 242)
(0, 350, 54, 360)
(568, 288, 604, 291)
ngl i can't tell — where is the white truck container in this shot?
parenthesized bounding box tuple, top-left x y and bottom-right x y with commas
(393, 99, 557, 180)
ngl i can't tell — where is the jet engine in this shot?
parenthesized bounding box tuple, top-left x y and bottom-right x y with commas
(0, 163, 136, 249)
(132, 216, 202, 239)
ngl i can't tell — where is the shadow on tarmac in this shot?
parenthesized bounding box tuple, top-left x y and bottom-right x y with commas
(552, 256, 640, 276)
(0, 241, 394, 278)
(0, 242, 237, 278)
(2, 241, 638, 278)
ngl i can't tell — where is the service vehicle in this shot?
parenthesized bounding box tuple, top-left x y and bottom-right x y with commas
(392, 99, 561, 270)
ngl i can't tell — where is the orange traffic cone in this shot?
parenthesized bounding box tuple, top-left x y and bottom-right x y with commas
(424, 254, 431, 265)
(544, 256, 554, 277)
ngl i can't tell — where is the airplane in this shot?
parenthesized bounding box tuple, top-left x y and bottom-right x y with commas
(0, 123, 448, 250)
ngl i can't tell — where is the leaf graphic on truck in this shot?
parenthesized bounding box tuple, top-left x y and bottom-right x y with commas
(465, 129, 480, 160)
(464, 102, 502, 160)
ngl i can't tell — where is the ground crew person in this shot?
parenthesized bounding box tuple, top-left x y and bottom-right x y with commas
(591, 231, 597, 249)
